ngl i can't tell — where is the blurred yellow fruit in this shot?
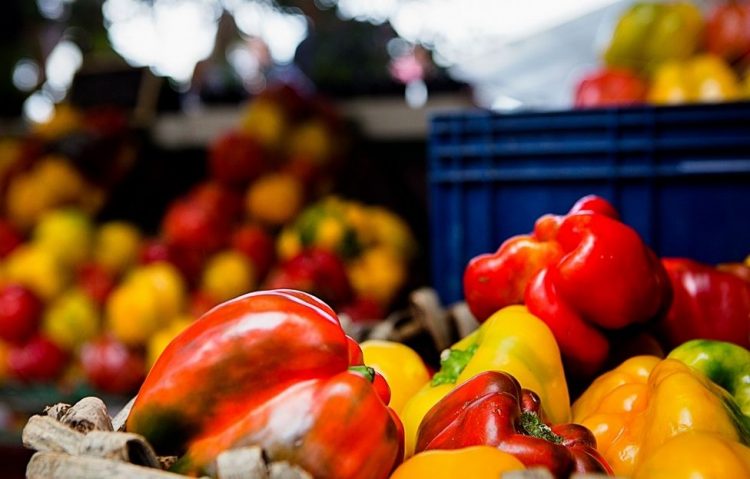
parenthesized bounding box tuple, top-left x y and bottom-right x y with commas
(344, 201, 369, 237)
(6, 156, 98, 230)
(42, 289, 100, 351)
(0, 340, 9, 384)
(6, 174, 53, 231)
(315, 216, 346, 250)
(146, 316, 194, 367)
(649, 55, 741, 105)
(33, 209, 93, 268)
(349, 247, 407, 305)
(240, 99, 287, 149)
(361, 340, 431, 415)
(35, 156, 86, 199)
(94, 222, 142, 275)
(277, 227, 302, 261)
(127, 262, 186, 320)
(246, 173, 304, 226)
(287, 121, 333, 163)
(105, 281, 162, 346)
(202, 251, 255, 303)
(5, 245, 68, 300)
(367, 207, 417, 260)
(0, 139, 21, 179)
(32, 103, 83, 140)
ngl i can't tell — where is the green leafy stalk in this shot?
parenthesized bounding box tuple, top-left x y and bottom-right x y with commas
(431, 344, 479, 386)
(519, 411, 562, 444)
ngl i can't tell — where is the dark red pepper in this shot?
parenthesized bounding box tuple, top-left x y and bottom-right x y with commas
(659, 258, 750, 349)
(416, 371, 612, 478)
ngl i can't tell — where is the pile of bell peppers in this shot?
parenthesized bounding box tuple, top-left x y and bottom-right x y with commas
(120, 191, 750, 478)
(576, 1, 750, 107)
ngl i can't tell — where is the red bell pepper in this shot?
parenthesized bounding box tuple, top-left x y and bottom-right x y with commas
(706, 1, 750, 63)
(127, 289, 402, 479)
(574, 68, 647, 108)
(659, 258, 750, 349)
(416, 371, 612, 478)
(464, 196, 671, 375)
(264, 248, 353, 308)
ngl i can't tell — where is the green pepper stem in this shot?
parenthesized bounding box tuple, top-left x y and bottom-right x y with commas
(519, 411, 562, 444)
(431, 344, 479, 386)
(348, 365, 375, 382)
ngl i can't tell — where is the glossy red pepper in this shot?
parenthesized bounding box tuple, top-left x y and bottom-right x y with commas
(416, 371, 612, 479)
(464, 196, 671, 375)
(127, 289, 402, 479)
(659, 258, 750, 349)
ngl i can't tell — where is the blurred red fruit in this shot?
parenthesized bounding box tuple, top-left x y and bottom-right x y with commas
(0, 284, 43, 344)
(264, 248, 352, 307)
(575, 68, 647, 108)
(231, 224, 275, 280)
(162, 183, 240, 254)
(7, 335, 68, 382)
(189, 290, 220, 318)
(80, 336, 146, 394)
(139, 239, 172, 264)
(209, 131, 267, 188)
(0, 220, 22, 258)
(77, 262, 116, 306)
(339, 296, 385, 323)
(162, 199, 229, 253)
(191, 182, 243, 220)
(707, 2, 750, 62)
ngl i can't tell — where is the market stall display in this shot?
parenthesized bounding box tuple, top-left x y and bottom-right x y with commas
(0, 90, 418, 431)
(4, 1, 750, 478)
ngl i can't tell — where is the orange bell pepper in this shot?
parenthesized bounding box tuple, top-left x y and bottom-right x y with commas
(573, 356, 750, 477)
(390, 446, 524, 479)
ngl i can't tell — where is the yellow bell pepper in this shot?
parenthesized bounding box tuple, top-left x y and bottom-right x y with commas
(649, 55, 741, 105)
(633, 432, 750, 479)
(401, 305, 570, 457)
(572, 356, 750, 477)
(389, 446, 525, 479)
(605, 2, 703, 72)
(360, 340, 431, 416)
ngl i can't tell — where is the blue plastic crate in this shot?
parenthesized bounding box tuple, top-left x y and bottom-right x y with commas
(429, 102, 750, 304)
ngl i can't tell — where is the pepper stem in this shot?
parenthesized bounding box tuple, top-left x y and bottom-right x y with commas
(431, 344, 479, 386)
(519, 411, 562, 444)
(348, 365, 375, 382)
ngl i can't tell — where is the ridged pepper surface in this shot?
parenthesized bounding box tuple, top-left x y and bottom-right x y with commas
(573, 355, 750, 477)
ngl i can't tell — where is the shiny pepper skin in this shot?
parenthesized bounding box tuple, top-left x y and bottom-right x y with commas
(127, 289, 402, 479)
(464, 195, 671, 376)
(401, 305, 570, 457)
(416, 371, 612, 479)
(573, 356, 750, 477)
